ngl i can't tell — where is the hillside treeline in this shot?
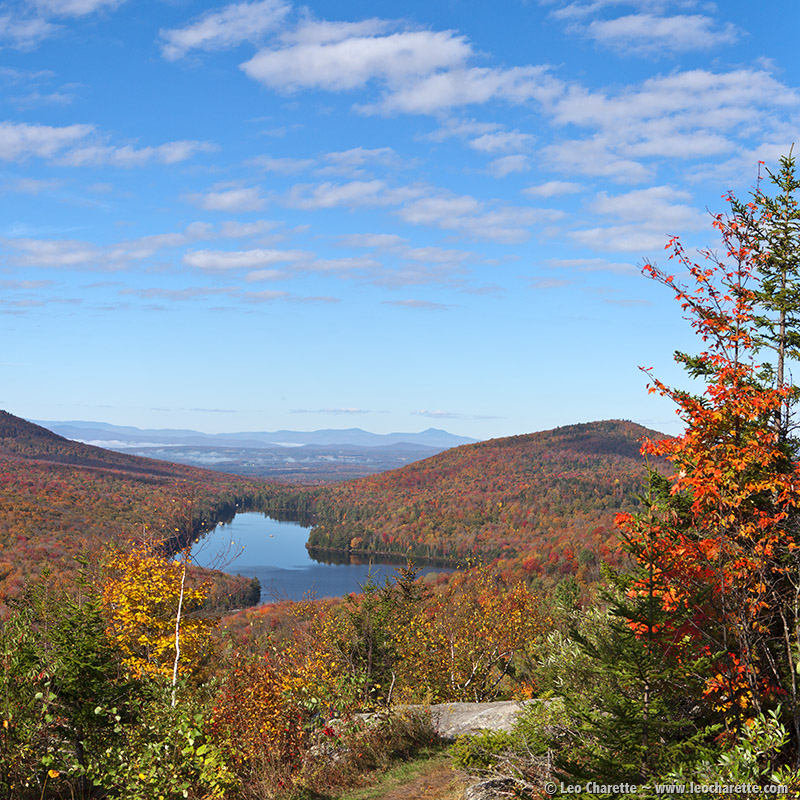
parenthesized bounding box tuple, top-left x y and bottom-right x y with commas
(307, 420, 659, 582)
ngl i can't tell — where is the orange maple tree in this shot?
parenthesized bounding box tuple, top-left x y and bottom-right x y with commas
(616, 192, 800, 740)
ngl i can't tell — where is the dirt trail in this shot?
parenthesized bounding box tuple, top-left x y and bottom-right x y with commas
(377, 758, 466, 800)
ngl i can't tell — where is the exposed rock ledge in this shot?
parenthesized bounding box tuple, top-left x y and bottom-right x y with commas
(424, 699, 537, 741)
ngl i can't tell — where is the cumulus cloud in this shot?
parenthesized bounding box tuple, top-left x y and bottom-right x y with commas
(242, 28, 471, 92)
(403, 246, 471, 263)
(160, 0, 291, 60)
(0, 121, 93, 161)
(251, 155, 315, 173)
(0, 14, 58, 49)
(337, 233, 406, 248)
(32, 0, 123, 16)
(219, 220, 279, 237)
(0, 120, 215, 167)
(183, 248, 307, 270)
(284, 179, 396, 209)
(317, 146, 408, 177)
(523, 180, 582, 197)
(486, 155, 530, 177)
(120, 287, 235, 301)
(570, 185, 705, 252)
(586, 13, 739, 54)
(366, 65, 561, 115)
(239, 289, 290, 302)
(59, 139, 215, 167)
(186, 186, 266, 212)
(468, 130, 534, 154)
(3, 224, 213, 271)
(398, 190, 562, 243)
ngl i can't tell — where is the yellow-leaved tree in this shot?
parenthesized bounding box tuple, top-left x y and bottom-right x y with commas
(101, 545, 210, 687)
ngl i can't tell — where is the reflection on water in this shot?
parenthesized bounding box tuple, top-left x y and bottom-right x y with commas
(196, 512, 452, 602)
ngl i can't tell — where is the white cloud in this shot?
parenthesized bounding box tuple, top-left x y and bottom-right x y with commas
(3, 224, 211, 270)
(590, 185, 702, 228)
(0, 279, 53, 289)
(399, 193, 481, 225)
(241, 29, 472, 92)
(368, 66, 561, 115)
(523, 180, 582, 197)
(299, 256, 381, 274)
(33, 0, 123, 16)
(251, 155, 315, 173)
(548, 257, 636, 274)
(337, 233, 406, 248)
(317, 146, 406, 177)
(486, 155, 530, 177)
(244, 268, 284, 281)
(6, 238, 100, 267)
(121, 287, 235, 301)
(160, 0, 291, 61)
(0, 14, 58, 49)
(186, 186, 266, 212)
(587, 13, 739, 53)
(183, 248, 307, 270)
(403, 246, 471, 263)
(550, 69, 797, 130)
(397, 190, 562, 243)
(570, 186, 705, 252)
(468, 130, 534, 154)
(0, 121, 93, 161)
(7, 177, 62, 194)
(281, 18, 390, 45)
(219, 220, 279, 237)
(291, 295, 342, 304)
(424, 118, 502, 142)
(284, 179, 392, 209)
(240, 289, 290, 302)
(59, 139, 215, 167)
(571, 225, 672, 252)
(539, 137, 652, 183)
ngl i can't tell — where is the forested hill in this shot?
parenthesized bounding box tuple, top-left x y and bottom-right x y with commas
(0, 410, 206, 478)
(309, 420, 667, 583)
(0, 410, 268, 602)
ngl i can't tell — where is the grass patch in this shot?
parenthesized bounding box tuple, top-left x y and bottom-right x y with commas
(337, 749, 454, 800)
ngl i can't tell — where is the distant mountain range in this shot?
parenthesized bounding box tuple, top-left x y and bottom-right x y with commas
(33, 421, 478, 450)
(30, 420, 479, 482)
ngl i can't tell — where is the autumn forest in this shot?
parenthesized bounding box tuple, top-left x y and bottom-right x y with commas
(7, 156, 800, 798)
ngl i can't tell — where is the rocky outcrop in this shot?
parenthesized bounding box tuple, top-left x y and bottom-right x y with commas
(425, 700, 537, 741)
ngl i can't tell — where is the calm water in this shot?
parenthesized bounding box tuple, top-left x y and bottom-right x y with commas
(196, 512, 451, 602)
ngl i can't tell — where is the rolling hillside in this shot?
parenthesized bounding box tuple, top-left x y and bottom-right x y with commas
(0, 410, 667, 599)
(308, 420, 667, 584)
(0, 410, 265, 602)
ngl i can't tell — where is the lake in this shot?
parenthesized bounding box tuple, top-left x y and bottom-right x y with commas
(195, 512, 452, 602)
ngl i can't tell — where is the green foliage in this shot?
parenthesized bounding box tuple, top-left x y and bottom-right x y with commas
(0, 580, 131, 799)
(449, 700, 571, 790)
(450, 729, 514, 771)
(90, 689, 236, 800)
(666, 708, 800, 791)
(534, 610, 719, 786)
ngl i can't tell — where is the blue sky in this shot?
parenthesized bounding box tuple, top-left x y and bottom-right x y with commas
(0, 0, 797, 439)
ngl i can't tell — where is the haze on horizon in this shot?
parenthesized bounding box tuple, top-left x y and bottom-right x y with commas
(0, 0, 797, 439)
